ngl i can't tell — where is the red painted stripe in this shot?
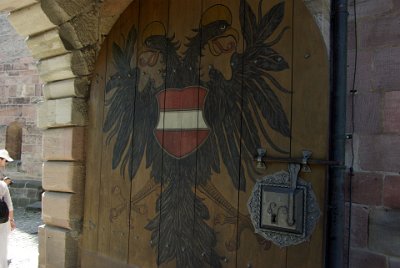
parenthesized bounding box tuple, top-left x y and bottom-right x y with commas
(155, 129, 209, 158)
(157, 86, 208, 110)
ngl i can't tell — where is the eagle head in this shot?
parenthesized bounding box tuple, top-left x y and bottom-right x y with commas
(138, 21, 167, 90)
(200, 5, 240, 81)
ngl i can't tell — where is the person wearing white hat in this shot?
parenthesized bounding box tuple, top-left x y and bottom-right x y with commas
(0, 149, 15, 268)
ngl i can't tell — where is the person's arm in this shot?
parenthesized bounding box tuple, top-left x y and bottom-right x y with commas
(3, 184, 15, 230)
(8, 210, 15, 230)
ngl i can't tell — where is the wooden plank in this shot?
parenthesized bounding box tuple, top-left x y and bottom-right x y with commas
(196, 0, 243, 267)
(153, 1, 205, 267)
(235, 0, 293, 266)
(8, 3, 55, 37)
(81, 249, 140, 268)
(26, 29, 68, 60)
(81, 35, 108, 258)
(42, 127, 85, 161)
(103, 2, 139, 263)
(286, 0, 329, 267)
(127, 0, 167, 267)
(42, 161, 85, 193)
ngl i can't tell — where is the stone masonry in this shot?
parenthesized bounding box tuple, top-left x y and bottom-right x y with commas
(0, 13, 43, 177)
(345, 0, 400, 267)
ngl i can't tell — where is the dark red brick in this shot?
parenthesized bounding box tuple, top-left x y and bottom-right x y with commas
(349, 248, 388, 268)
(345, 204, 369, 248)
(356, 15, 400, 49)
(369, 208, 400, 257)
(345, 172, 383, 205)
(372, 47, 400, 91)
(359, 134, 400, 172)
(346, 92, 382, 134)
(383, 92, 400, 133)
(383, 176, 400, 209)
(347, 49, 375, 93)
(348, 0, 393, 21)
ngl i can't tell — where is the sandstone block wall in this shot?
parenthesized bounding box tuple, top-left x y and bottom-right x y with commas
(345, 0, 400, 267)
(0, 13, 43, 177)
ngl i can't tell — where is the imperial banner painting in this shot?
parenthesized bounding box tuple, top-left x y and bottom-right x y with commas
(82, 0, 329, 267)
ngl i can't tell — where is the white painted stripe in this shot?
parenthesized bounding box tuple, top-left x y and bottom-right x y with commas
(156, 110, 209, 130)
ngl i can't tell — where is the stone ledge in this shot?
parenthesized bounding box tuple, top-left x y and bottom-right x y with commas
(42, 191, 83, 230)
(9, 180, 43, 208)
(27, 28, 69, 60)
(42, 127, 86, 161)
(37, 97, 88, 129)
(0, 0, 38, 13)
(8, 3, 55, 36)
(38, 224, 80, 268)
(43, 77, 90, 100)
(37, 50, 95, 82)
(42, 161, 85, 193)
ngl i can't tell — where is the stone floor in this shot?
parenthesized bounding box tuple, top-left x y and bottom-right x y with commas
(8, 207, 42, 268)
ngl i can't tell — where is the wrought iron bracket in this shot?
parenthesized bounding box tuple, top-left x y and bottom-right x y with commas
(254, 149, 342, 172)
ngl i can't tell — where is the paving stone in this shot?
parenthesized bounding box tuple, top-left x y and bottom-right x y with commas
(7, 207, 42, 268)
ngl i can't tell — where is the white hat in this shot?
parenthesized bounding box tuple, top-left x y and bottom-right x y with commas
(0, 149, 13, 162)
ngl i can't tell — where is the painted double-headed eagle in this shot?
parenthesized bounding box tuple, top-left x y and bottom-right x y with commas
(104, 0, 290, 267)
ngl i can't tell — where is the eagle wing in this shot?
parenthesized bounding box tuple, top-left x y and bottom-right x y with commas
(103, 27, 157, 180)
(205, 1, 290, 191)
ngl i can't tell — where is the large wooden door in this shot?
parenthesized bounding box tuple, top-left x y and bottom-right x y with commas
(81, 0, 329, 267)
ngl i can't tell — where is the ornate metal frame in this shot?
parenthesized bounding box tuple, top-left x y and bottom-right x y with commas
(247, 164, 321, 247)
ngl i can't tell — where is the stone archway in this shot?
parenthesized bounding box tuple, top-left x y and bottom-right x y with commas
(0, 1, 330, 267)
(6, 121, 23, 161)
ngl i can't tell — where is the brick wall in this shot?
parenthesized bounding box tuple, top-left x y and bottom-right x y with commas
(346, 0, 400, 267)
(0, 13, 43, 178)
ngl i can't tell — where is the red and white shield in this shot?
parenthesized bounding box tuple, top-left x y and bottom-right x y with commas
(154, 86, 210, 158)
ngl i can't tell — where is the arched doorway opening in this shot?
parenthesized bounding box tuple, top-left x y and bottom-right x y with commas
(6, 121, 23, 160)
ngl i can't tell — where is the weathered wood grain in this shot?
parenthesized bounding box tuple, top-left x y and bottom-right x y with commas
(286, 0, 329, 266)
(81, 36, 107, 256)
